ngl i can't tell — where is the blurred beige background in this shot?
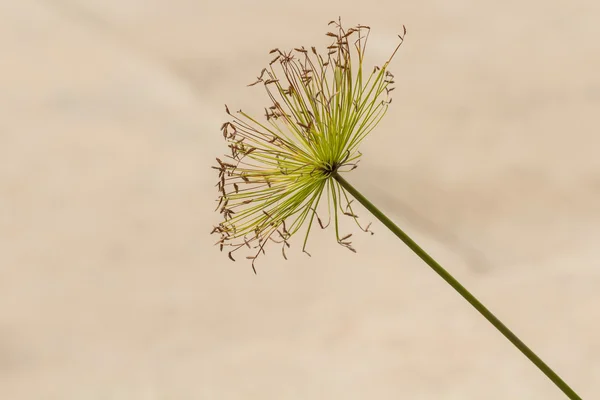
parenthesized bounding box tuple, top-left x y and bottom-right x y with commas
(1, 0, 599, 398)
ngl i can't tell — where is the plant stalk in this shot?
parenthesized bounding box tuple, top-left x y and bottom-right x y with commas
(333, 172, 581, 400)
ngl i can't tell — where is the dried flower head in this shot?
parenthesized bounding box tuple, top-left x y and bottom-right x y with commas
(212, 19, 406, 272)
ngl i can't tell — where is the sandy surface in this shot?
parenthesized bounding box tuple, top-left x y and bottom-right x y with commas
(1, 1, 599, 398)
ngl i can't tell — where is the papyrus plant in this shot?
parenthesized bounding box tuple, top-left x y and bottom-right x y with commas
(211, 18, 581, 400)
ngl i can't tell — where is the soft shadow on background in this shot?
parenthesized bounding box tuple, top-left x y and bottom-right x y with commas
(1, 1, 599, 398)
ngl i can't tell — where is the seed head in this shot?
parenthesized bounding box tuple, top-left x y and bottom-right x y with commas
(212, 18, 406, 272)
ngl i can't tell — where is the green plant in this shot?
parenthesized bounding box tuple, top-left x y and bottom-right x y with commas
(211, 18, 582, 399)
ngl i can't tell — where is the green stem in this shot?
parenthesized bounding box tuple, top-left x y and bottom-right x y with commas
(333, 172, 582, 400)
